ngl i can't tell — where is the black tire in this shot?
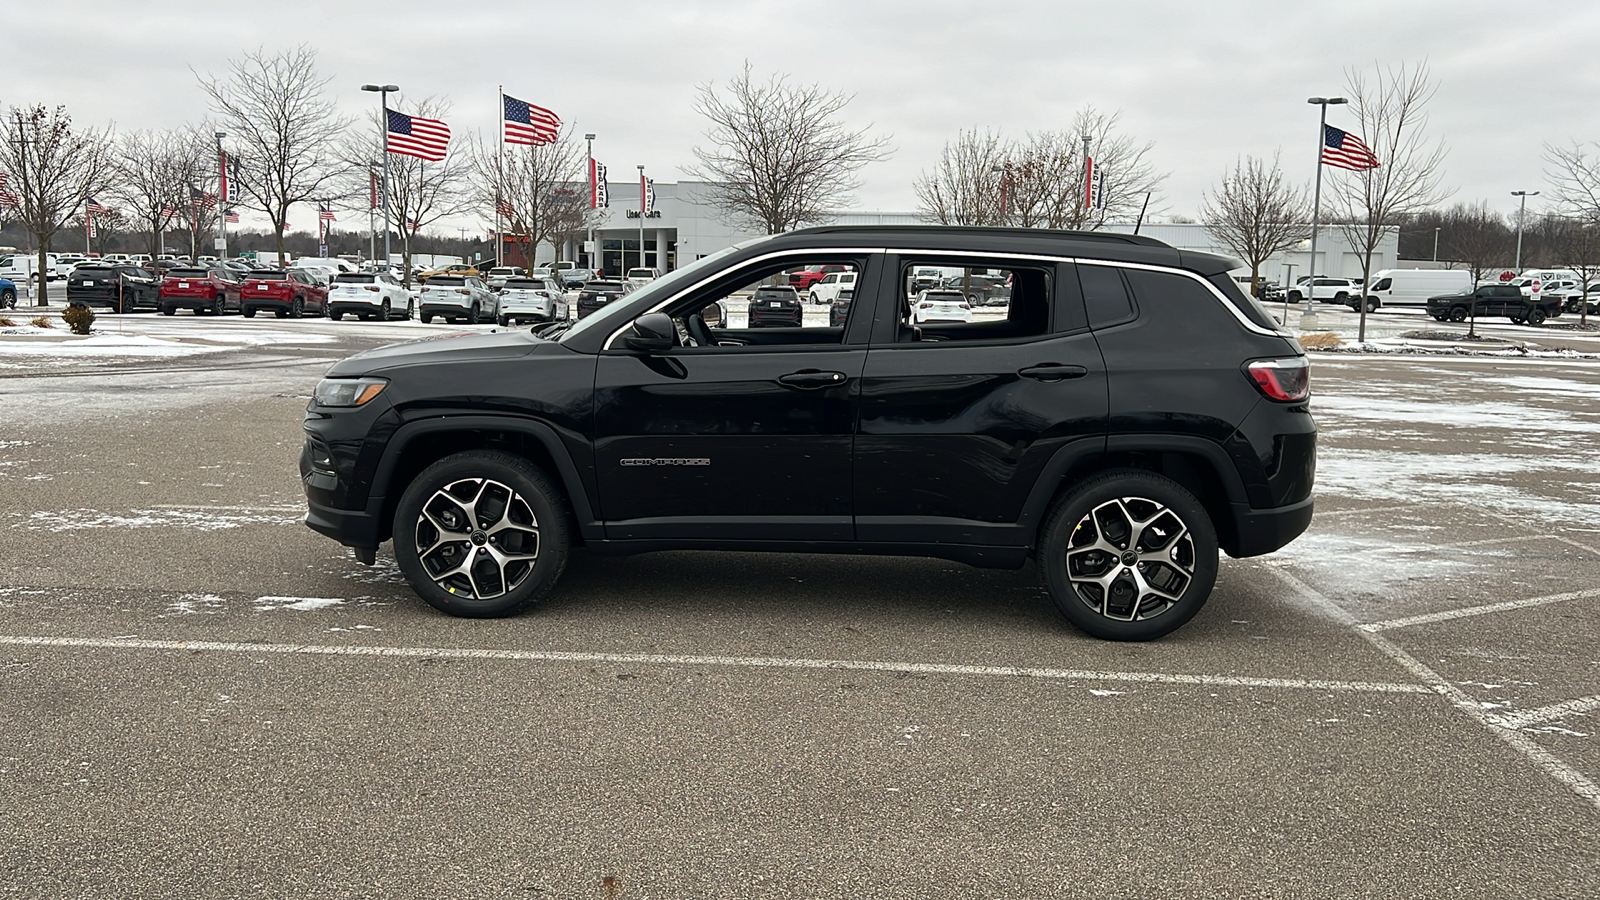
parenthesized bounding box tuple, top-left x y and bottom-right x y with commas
(467, 304, 480, 325)
(1448, 306, 1468, 322)
(404, 298, 414, 320)
(161, 305, 175, 316)
(1038, 470, 1219, 641)
(274, 307, 287, 318)
(292, 297, 304, 319)
(380, 299, 391, 321)
(1527, 307, 1547, 326)
(1364, 297, 1380, 313)
(329, 310, 343, 321)
(120, 291, 136, 314)
(1286, 291, 1302, 303)
(243, 306, 257, 318)
(497, 315, 509, 327)
(211, 295, 225, 316)
(393, 450, 570, 618)
(420, 313, 433, 324)
(1, 289, 14, 309)
(1334, 292, 1349, 302)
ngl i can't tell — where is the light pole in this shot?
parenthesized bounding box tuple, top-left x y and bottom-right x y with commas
(361, 83, 399, 266)
(215, 131, 227, 263)
(1512, 190, 1539, 271)
(1305, 96, 1347, 320)
(584, 133, 596, 270)
(1433, 226, 1440, 263)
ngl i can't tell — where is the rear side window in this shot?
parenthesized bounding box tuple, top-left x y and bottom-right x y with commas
(1078, 264, 1135, 328)
(1204, 273, 1283, 331)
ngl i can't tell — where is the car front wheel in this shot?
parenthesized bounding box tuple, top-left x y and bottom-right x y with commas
(1448, 307, 1468, 322)
(1038, 470, 1219, 641)
(393, 450, 570, 618)
(1527, 308, 1547, 326)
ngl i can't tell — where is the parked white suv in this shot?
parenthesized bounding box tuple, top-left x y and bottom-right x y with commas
(1284, 276, 1360, 303)
(497, 277, 569, 326)
(419, 274, 497, 324)
(806, 270, 859, 304)
(327, 272, 414, 321)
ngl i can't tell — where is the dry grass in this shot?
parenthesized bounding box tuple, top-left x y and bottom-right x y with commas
(1298, 332, 1343, 349)
(0, 317, 15, 327)
(29, 316, 54, 329)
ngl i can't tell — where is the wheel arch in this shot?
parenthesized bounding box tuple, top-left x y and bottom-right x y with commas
(370, 415, 597, 546)
(1020, 435, 1249, 557)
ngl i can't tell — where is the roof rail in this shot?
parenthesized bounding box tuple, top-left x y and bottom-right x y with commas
(788, 224, 1170, 248)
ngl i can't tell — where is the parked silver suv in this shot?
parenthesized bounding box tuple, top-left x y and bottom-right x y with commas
(418, 275, 497, 325)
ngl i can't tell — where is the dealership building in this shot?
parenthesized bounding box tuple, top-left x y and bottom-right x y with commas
(540, 180, 1396, 282)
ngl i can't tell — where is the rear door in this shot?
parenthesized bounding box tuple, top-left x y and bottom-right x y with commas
(855, 253, 1107, 547)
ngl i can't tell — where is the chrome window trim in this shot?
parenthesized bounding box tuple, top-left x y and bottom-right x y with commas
(1073, 258, 1287, 337)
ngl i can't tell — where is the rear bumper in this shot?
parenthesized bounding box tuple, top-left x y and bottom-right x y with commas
(1226, 496, 1314, 558)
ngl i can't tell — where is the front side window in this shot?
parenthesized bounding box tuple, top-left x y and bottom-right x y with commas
(637, 255, 867, 351)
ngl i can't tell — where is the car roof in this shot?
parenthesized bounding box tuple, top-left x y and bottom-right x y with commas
(774, 225, 1236, 275)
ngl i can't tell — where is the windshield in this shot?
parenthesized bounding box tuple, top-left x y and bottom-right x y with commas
(560, 242, 755, 343)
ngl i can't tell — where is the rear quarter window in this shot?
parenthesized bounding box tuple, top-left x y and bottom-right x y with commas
(1204, 273, 1286, 331)
(1078, 264, 1136, 328)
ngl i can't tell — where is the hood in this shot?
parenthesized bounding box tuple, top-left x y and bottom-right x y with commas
(325, 329, 540, 376)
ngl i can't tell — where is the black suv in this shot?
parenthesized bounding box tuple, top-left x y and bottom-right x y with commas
(66, 264, 160, 312)
(1427, 284, 1562, 325)
(575, 279, 630, 318)
(301, 226, 1315, 641)
(747, 285, 804, 327)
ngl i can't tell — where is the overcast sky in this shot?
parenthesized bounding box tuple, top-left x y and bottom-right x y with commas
(8, 0, 1599, 233)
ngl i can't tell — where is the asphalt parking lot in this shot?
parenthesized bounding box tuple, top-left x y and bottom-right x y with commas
(2, 312, 1598, 898)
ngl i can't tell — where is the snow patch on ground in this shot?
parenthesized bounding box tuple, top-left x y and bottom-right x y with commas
(1315, 449, 1600, 525)
(161, 593, 229, 617)
(1261, 530, 1484, 596)
(0, 333, 218, 358)
(255, 595, 344, 611)
(1313, 394, 1597, 434)
(16, 508, 302, 532)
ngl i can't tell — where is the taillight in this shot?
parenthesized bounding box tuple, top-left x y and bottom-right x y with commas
(364, 286, 380, 292)
(1246, 357, 1310, 402)
(456, 288, 470, 294)
(919, 302, 932, 309)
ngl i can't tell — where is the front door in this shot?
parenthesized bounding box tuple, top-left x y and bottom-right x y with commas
(592, 251, 879, 542)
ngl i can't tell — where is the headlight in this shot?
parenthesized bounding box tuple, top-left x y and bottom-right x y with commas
(313, 377, 389, 408)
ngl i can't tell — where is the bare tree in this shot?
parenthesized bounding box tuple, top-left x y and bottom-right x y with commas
(196, 46, 351, 261)
(1200, 152, 1312, 297)
(114, 128, 200, 260)
(1543, 140, 1600, 225)
(1439, 203, 1511, 338)
(1006, 111, 1165, 230)
(472, 128, 591, 274)
(915, 129, 1009, 225)
(687, 63, 891, 234)
(340, 100, 470, 284)
(1328, 61, 1452, 340)
(0, 104, 113, 304)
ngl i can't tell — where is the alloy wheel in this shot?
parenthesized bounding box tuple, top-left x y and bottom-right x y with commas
(1064, 495, 1196, 621)
(414, 477, 541, 600)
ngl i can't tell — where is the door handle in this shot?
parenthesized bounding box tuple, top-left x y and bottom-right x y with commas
(1018, 363, 1089, 382)
(778, 369, 848, 389)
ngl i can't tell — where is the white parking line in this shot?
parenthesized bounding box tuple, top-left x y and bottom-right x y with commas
(0, 634, 1431, 694)
(1360, 587, 1600, 632)
(1493, 695, 1600, 731)
(1267, 568, 1600, 814)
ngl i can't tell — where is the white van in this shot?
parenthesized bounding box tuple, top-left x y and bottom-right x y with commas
(0, 253, 57, 284)
(1359, 269, 1472, 310)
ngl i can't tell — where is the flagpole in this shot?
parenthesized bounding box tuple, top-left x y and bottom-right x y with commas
(216, 134, 228, 263)
(638, 165, 646, 272)
(585, 133, 595, 272)
(497, 85, 505, 269)
(1303, 96, 1346, 320)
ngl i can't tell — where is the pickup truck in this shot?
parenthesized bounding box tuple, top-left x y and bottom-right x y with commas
(1426, 284, 1562, 326)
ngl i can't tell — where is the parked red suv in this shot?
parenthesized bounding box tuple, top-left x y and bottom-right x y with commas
(159, 266, 243, 316)
(785, 264, 850, 291)
(241, 269, 329, 318)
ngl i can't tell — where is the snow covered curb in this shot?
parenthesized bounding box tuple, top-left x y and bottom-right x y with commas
(1308, 342, 1600, 359)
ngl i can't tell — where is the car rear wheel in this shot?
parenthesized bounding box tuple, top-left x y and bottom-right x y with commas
(380, 299, 391, 321)
(404, 298, 414, 320)
(211, 295, 225, 316)
(292, 298, 304, 319)
(497, 315, 509, 327)
(1527, 308, 1547, 326)
(467, 304, 480, 325)
(1038, 470, 1219, 641)
(393, 450, 570, 618)
(1448, 306, 1468, 322)
(1, 290, 15, 309)
(243, 306, 257, 318)
(161, 306, 175, 316)
(1364, 297, 1379, 313)
(329, 310, 342, 321)
(420, 313, 433, 324)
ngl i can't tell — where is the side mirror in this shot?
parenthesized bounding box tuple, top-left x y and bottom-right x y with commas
(625, 312, 676, 352)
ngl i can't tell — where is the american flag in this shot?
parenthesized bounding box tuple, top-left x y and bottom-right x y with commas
(191, 187, 218, 210)
(224, 208, 240, 224)
(503, 94, 560, 145)
(1322, 126, 1380, 171)
(495, 199, 515, 218)
(319, 206, 336, 223)
(591, 160, 608, 209)
(386, 109, 451, 162)
(86, 197, 110, 216)
(641, 174, 655, 215)
(0, 171, 18, 207)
